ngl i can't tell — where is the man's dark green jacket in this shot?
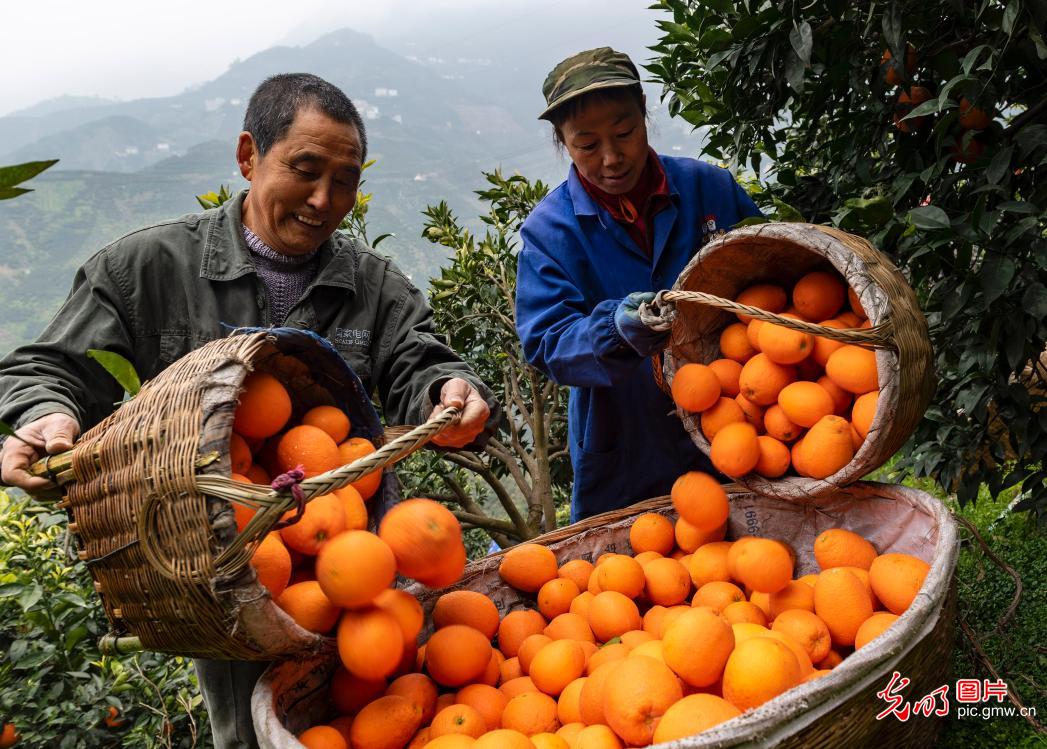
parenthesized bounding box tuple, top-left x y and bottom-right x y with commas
(0, 191, 498, 439)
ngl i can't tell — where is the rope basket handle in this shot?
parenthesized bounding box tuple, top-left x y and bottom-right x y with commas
(649, 289, 896, 350)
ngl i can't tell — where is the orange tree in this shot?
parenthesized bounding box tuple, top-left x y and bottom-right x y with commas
(649, 0, 1047, 517)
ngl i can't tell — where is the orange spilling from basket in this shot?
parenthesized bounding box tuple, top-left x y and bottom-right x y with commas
(286, 498, 929, 749)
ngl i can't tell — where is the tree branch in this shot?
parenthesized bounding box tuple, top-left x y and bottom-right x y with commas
(452, 510, 518, 536)
(443, 451, 533, 538)
(483, 438, 534, 499)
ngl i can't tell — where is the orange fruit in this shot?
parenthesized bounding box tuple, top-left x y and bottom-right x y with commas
(500, 656, 524, 684)
(574, 725, 623, 749)
(302, 405, 351, 443)
(735, 284, 788, 323)
(700, 396, 746, 441)
(481, 649, 505, 687)
(430, 704, 486, 739)
(825, 345, 879, 394)
(663, 607, 735, 688)
(501, 675, 540, 700)
(456, 683, 508, 731)
(881, 43, 917, 86)
(674, 516, 726, 553)
(722, 636, 802, 711)
(869, 553, 931, 614)
(813, 528, 877, 571)
(792, 271, 846, 322)
(814, 568, 875, 647)
(334, 486, 368, 531)
(693, 581, 745, 612)
(652, 693, 741, 742)
(502, 691, 560, 736)
(719, 323, 757, 363)
(473, 729, 537, 749)
(643, 557, 692, 606)
(578, 661, 617, 726)
(337, 605, 404, 680)
(817, 375, 853, 415)
(433, 590, 500, 640)
(707, 358, 744, 397)
(537, 578, 580, 620)
(777, 381, 835, 428)
(761, 629, 814, 675)
(767, 579, 816, 618)
(671, 471, 729, 532)
(818, 649, 845, 669)
(587, 591, 642, 643)
(245, 463, 270, 485)
(595, 555, 645, 598)
(422, 539, 468, 589)
(435, 693, 458, 715)
(710, 422, 760, 478)
(855, 611, 900, 649)
(498, 609, 548, 658)
(422, 735, 473, 749)
(298, 725, 347, 749)
(330, 666, 386, 715)
(958, 96, 993, 130)
(556, 678, 587, 724)
(229, 433, 253, 475)
(276, 425, 342, 478)
(735, 394, 766, 433)
(721, 601, 768, 626)
(763, 404, 802, 443)
(568, 591, 595, 620)
(337, 437, 383, 501)
(234, 372, 292, 439)
(379, 499, 464, 586)
(629, 639, 666, 663)
(757, 318, 814, 365)
(633, 550, 663, 567)
(894, 86, 932, 132)
(530, 734, 568, 749)
(810, 319, 847, 367)
(349, 694, 422, 749)
(746, 318, 765, 351)
(797, 415, 854, 479)
(544, 612, 595, 643)
(558, 559, 594, 593)
(276, 580, 340, 634)
(754, 435, 791, 478)
(279, 492, 347, 555)
(529, 640, 587, 697)
(619, 629, 654, 649)
(374, 588, 424, 643)
(771, 609, 831, 663)
(386, 672, 439, 725)
(500, 544, 559, 593)
(686, 541, 733, 588)
(251, 532, 292, 598)
(729, 538, 793, 594)
(518, 634, 553, 674)
(851, 391, 878, 440)
(739, 353, 796, 406)
(329, 716, 355, 745)
(586, 643, 629, 675)
(671, 363, 722, 413)
(426, 625, 494, 687)
(628, 513, 675, 555)
(316, 530, 396, 608)
(602, 656, 683, 746)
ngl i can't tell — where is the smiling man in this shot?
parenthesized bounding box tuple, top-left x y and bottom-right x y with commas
(0, 73, 496, 748)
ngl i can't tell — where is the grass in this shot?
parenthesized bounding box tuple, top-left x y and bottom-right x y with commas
(874, 471, 1047, 747)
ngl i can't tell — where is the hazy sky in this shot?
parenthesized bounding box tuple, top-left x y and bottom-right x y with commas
(2, 0, 663, 117)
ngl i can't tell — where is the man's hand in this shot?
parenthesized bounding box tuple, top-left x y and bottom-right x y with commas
(430, 378, 491, 448)
(1, 413, 80, 492)
(614, 291, 671, 356)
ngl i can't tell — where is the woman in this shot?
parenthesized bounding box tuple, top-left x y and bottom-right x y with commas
(516, 47, 762, 521)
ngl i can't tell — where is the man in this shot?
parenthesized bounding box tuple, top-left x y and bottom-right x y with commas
(0, 73, 496, 747)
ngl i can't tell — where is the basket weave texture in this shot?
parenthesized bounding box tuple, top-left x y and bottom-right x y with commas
(661, 222, 936, 501)
(252, 484, 957, 748)
(65, 328, 393, 660)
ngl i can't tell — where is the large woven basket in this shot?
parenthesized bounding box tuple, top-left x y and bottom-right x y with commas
(43, 327, 456, 660)
(657, 222, 936, 500)
(251, 485, 957, 748)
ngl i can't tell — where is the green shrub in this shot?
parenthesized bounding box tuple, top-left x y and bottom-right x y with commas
(0, 490, 211, 747)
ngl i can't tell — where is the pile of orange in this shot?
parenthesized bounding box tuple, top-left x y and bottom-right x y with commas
(226, 374, 468, 648)
(671, 270, 879, 481)
(291, 496, 930, 749)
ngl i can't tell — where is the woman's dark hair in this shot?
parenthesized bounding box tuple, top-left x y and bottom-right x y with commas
(243, 73, 367, 161)
(546, 85, 646, 148)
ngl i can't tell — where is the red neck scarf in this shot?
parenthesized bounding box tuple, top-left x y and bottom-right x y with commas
(577, 148, 671, 257)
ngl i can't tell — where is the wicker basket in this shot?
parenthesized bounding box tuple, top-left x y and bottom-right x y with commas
(251, 485, 957, 748)
(656, 222, 936, 500)
(40, 327, 457, 660)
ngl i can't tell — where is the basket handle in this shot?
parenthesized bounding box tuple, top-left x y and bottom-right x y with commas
(651, 289, 896, 350)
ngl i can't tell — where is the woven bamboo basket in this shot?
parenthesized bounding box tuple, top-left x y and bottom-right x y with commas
(653, 222, 936, 500)
(251, 485, 957, 748)
(29, 327, 459, 660)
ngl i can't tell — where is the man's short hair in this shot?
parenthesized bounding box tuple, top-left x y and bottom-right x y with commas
(243, 73, 368, 161)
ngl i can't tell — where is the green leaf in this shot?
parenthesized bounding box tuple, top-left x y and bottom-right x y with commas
(696, 0, 731, 13)
(64, 625, 89, 651)
(0, 187, 31, 200)
(900, 99, 943, 121)
(789, 21, 813, 66)
(960, 45, 993, 74)
(1029, 26, 1047, 59)
(980, 257, 1016, 303)
(1002, 0, 1020, 35)
(772, 196, 804, 222)
(18, 583, 43, 611)
(0, 420, 14, 437)
(909, 205, 951, 230)
(1022, 283, 1047, 319)
(734, 216, 770, 227)
(0, 160, 59, 190)
(86, 350, 141, 396)
(985, 145, 1013, 185)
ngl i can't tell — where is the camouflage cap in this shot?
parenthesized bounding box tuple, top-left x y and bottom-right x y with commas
(539, 47, 641, 121)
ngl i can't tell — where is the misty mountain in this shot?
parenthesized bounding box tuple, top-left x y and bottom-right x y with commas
(0, 25, 699, 351)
